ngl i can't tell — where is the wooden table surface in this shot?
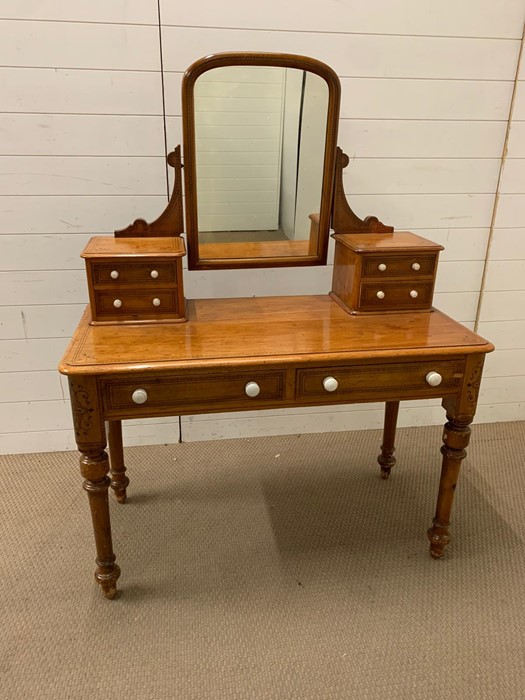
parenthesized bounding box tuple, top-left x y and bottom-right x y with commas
(60, 295, 492, 375)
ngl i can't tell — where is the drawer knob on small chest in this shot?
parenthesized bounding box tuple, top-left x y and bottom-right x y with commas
(245, 381, 261, 398)
(110, 270, 119, 279)
(132, 388, 148, 404)
(376, 291, 385, 300)
(152, 298, 161, 307)
(150, 270, 159, 279)
(412, 262, 421, 271)
(378, 263, 387, 272)
(323, 376, 338, 392)
(425, 371, 442, 387)
(113, 299, 122, 308)
(409, 290, 419, 298)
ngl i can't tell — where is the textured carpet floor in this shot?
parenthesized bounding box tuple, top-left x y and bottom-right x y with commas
(1, 421, 525, 699)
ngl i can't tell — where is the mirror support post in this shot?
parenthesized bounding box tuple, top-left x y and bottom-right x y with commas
(308, 213, 320, 255)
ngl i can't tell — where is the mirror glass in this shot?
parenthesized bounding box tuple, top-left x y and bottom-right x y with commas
(193, 65, 329, 260)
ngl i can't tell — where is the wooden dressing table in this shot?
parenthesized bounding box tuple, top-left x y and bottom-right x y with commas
(59, 52, 494, 599)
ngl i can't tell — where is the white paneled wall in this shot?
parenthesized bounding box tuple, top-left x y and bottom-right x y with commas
(0, 1, 524, 453)
(477, 38, 525, 424)
(160, 2, 523, 442)
(0, 3, 177, 454)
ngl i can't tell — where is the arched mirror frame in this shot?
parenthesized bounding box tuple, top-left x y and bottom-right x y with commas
(181, 52, 341, 270)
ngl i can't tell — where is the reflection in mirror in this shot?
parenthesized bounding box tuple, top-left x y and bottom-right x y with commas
(194, 66, 329, 258)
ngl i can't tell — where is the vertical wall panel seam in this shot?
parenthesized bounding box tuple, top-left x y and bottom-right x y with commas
(156, 0, 170, 198)
(474, 20, 525, 331)
(157, 2, 183, 442)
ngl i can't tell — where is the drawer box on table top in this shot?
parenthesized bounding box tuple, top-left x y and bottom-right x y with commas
(361, 253, 436, 278)
(92, 261, 177, 286)
(81, 236, 186, 324)
(359, 280, 434, 311)
(93, 290, 181, 321)
(330, 231, 443, 315)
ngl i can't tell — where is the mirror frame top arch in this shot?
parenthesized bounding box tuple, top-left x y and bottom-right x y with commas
(181, 52, 341, 270)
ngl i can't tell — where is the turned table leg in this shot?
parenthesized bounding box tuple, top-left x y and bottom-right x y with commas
(427, 414, 472, 559)
(108, 420, 129, 503)
(80, 447, 121, 598)
(69, 376, 121, 599)
(377, 401, 400, 479)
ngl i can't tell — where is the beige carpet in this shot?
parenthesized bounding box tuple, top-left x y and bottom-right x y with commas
(1, 421, 525, 699)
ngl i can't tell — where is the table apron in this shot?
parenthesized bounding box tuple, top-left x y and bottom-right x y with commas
(98, 355, 467, 421)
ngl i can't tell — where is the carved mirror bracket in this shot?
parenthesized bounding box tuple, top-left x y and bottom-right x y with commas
(331, 147, 393, 235)
(114, 146, 184, 238)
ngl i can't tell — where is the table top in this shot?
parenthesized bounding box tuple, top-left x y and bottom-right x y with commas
(59, 295, 494, 377)
(332, 231, 444, 253)
(81, 236, 186, 259)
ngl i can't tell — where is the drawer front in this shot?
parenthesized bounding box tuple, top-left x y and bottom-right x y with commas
(94, 290, 181, 320)
(296, 359, 464, 402)
(359, 281, 433, 311)
(103, 370, 286, 415)
(362, 254, 436, 279)
(92, 262, 177, 286)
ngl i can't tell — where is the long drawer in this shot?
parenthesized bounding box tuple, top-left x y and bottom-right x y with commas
(102, 369, 286, 416)
(296, 359, 465, 402)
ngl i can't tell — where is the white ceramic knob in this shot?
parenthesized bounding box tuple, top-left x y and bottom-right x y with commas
(323, 376, 338, 392)
(113, 299, 122, 308)
(110, 270, 119, 279)
(245, 381, 260, 398)
(376, 291, 385, 300)
(152, 298, 161, 307)
(132, 388, 148, 404)
(150, 270, 159, 279)
(410, 290, 418, 298)
(426, 371, 442, 387)
(378, 263, 387, 272)
(412, 262, 421, 271)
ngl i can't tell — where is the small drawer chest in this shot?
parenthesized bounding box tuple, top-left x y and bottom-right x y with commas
(330, 231, 443, 314)
(81, 236, 186, 324)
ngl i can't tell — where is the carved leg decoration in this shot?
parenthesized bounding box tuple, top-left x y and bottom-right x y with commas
(377, 401, 400, 479)
(427, 415, 472, 559)
(108, 420, 129, 503)
(80, 448, 121, 599)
